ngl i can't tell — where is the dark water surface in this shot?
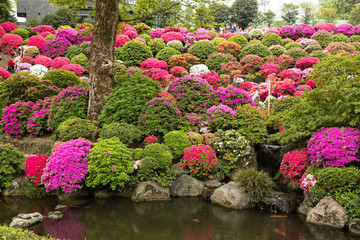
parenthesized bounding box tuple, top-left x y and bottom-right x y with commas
(0, 197, 355, 240)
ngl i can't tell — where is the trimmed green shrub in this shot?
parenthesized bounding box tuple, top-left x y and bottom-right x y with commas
(351, 42, 360, 51)
(155, 47, 181, 63)
(312, 31, 332, 48)
(149, 38, 165, 56)
(0, 225, 55, 240)
(283, 47, 308, 66)
(211, 37, 227, 48)
(99, 73, 160, 126)
(233, 168, 274, 203)
(167, 40, 184, 52)
(134, 22, 151, 35)
(206, 52, 237, 73)
(142, 143, 173, 168)
(239, 43, 272, 59)
(188, 40, 217, 63)
(269, 45, 285, 57)
(0, 72, 59, 111)
(11, 28, 30, 40)
(228, 35, 249, 48)
(284, 42, 301, 50)
(119, 40, 153, 67)
(310, 50, 330, 60)
(65, 42, 90, 60)
(350, 35, 360, 43)
(304, 44, 322, 53)
(23, 46, 40, 58)
(86, 137, 134, 194)
(213, 129, 252, 179)
(99, 123, 143, 146)
(139, 34, 152, 44)
(70, 53, 88, 72)
(0, 143, 25, 192)
(45, 35, 56, 41)
(55, 117, 96, 141)
(332, 33, 349, 43)
(248, 29, 264, 40)
(163, 131, 192, 161)
(43, 69, 81, 89)
(262, 33, 283, 47)
(114, 62, 126, 75)
(131, 148, 144, 160)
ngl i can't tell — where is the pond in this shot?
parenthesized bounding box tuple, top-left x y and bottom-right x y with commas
(0, 197, 355, 240)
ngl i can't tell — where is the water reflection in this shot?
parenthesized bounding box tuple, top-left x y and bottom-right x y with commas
(0, 197, 354, 240)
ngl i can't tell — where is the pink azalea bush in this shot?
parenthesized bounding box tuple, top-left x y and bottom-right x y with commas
(0, 67, 10, 80)
(32, 25, 55, 33)
(140, 58, 168, 70)
(259, 63, 281, 76)
(314, 23, 336, 32)
(324, 42, 356, 55)
(115, 34, 130, 47)
(60, 63, 85, 76)
(200, 71, 221, 90)
(23, 56, 35, 65)
(278, 69, 302, 81)
(0, 34, 23, 54)
(35, 55, 53, 68)
(51, 57, 71, 69)
(150, 29, 164, 39)
(118, 24, 138, 39)
(28, 35, 47, 51)
(17, 63, 32, 72)
(144, 135, 158, 146)
(295, 57, 320, 70)
(26, 98, 53, 138)
(42, 37, 72, 58)
(161, 32, 185, 43)
(280, 148, 310, 185)
(0, 22, 18, 32)
(333, 23, 355, 37)
(41, 139, 92, 193)
(293, 24, 315, 40)
(0, 26, 5, 37)
(40, 32, 54, 38)
(170, 66, 188, 77)
(210, 86, 254, 109)
(25, 154, 49, 186)
(307, 127, 360, 167)
(279, 26, 295, 40)
(56, 27, 78, 43)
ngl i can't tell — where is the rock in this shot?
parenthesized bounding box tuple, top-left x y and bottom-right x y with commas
(349, 218, 360, 235)
(3, 177, 32, 197)
(93, 188, 117, 198)
(47, 211, 63, 220)
(170, 162, 189, 176)
(54, 205, 68, 210)
(131, 181, 170, 202)
(297, 193, 315, 215)
(233, 147, 257, 170)
(201, 188, 215, 201)
(58, 188, 92, 201)
(10, 212, 43, 228)
(306, 196, 348, 229)
(170, 175, 204, 197)
(205, 180, 221, 189)
(210, 181, 253, 209)
(260, 191, 303, 213)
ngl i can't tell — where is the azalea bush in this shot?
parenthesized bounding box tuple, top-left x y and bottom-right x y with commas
(168, 53, 199, 70)
(324, 42, 356, 55)
(138, 98, 183, 137)
(181, 144, 217, 179)
(217, 42, 241, 57)
(294, 57, 320, 70)
(71, 54, 88, 72)
(334, 23, 355, 37)
(56, 27, 78, 43)
(144, 135, 158, 146)
(307, 127, 360, 167)
(140, 58, 168, 70)
(0, 22, 19, 32)
(161, 32, 185, 43)
(155, 47, 181, 63)
(200, 71, 221, 90)
(43, 69, 80, 89)
(239, 55, 264, 74)
(85, 137, 133, 194)
(280, 148, 310, 185)
(188, 40, 216, 63)
(99, 123, 143, 147)
(42, 37, 72, 58)
(60, 63, 85, 76)
(34, 55, 52, 68)
(202, 104, 237, 132)
(25, 154, 49, 186)
(206, 52, 236, 73)
(51, 57, 71, 69)
(41, 139, 92, 193)
(311, 30, 332, 48)
(210, 86, 254, 109)
(239, 43, 272, 59)
(0, 34, 23, 54)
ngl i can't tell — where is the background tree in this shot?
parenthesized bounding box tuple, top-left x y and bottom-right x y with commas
(251, 11, 264, 28)
(321, 0, 360, 17)
(231, 0, 258, 30)
(258, 0, 269, 12)
(41, 8, 81, 28)
(319, 6, 337, 23)
(300, 2, 319, 25)
(212, 3, 232, 29)
(263, 10, 276, 28)
(0, 0, 16, 23)
(281, 3, 299, 25)
(349, 4, 360, 25)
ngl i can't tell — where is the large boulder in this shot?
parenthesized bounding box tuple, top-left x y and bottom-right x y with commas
(131, 181, 170, 202)
(297, 193, 315, 215)
(2, 177, 33, 197)
(10, 212, 43, 228)
(306, 196, 348, 229)
(171, 175, 204, 197)
(260, 191, 303, 213)
(210, 181, 253, 209)
(349, 218, 360, 235)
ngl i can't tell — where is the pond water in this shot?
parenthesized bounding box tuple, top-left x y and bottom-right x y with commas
(0, 197, 355, 240)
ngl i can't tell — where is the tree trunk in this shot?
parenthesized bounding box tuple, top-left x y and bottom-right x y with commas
(86, 0, 119, 122)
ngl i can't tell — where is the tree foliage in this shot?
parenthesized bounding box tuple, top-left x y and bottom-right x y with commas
(230, 0, 258, 30)
(349, 4, 360, 25)
(300, 2, 319, 25)
(0, 0, 16, 23)
(263, 10, 276, 28)
(318, 6, 337, 23)
(281, 3, 299, 25)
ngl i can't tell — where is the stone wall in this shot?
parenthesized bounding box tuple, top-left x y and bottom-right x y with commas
(17, 0, 59, 25)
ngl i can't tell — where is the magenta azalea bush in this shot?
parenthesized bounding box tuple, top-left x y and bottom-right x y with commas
(32, 25, 55, 33)
(307, 127, 360, 167)
(28, 35, 47, 51)
(51, 57, 71, 69)
(41, 138, 92, 193)
(0, 22, 18, 32)
(161, 32, 185, 43)
(294, 24, 315, 40)
(60, 63, 85, 76)
(42, 37, 72, 58)
(0, 34, 23, 54)
(333, 23, 355, 37)
(115, 34, 131, 47)
(210, 86, 254, 109)
(295, 57, 320, 70)
(0, 67, 10, 80)
(56, 27, 78, 43)
(140, 58, 168, 70)
(34, 55, 53, 68)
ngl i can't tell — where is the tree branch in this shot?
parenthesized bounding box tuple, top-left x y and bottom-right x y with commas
(119, 1, 182, 22)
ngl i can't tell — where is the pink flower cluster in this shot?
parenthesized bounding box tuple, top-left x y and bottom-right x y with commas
(56, 27, 78, 43)
(333, 23, 354, 37)
(314, 23, 336, 32)
(0, 22, 18, 32)
(144, 135, 158, 146)
(150, 29, 164, 39)
(0, 34, 23, 54)
(51, 57, 71, 69)
(210, 86, 255, 109)
(60, 63, 85, 76)
(170, 66, 188, 77)
(115, 34, 130, 47)
(300, 172, 317, 193)
(0, 67, 10, 80)
(41, 139, 92, 193)
(140, 58, 168, 70)
(28, 35, 47, 50)
(295, 57, 320, 70)
(200, 71, 221, 90)
(35, 55, 53, 68)
(280, 148, 310, 185)
(161, 32, 185, 43)
(307, 127, 360, 167)
(259, 63, 281, 76)
(118, 24, 138, 39)
(32, 25, 55, 33)
(25, 154, 49, 186)
(42, 37, 72, 58)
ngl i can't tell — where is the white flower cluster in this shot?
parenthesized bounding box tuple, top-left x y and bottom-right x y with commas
(30, 64, 48, 77)
(189, 64, 210, 75)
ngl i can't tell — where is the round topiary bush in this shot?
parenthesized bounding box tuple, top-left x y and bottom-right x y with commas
(167, 40, 184, 52)
(85, 137, 134, 193)
(269, 45, 285, 57)
(188, 40, 217, 63)
(55, 117, 96, 141)
(311, 30, 332, 48)
(119, 40, 153, 67)
(324, 42, 356, 55)
(10, 28, 30, 40)
(149, 38, 165, 56)
(233, 168, 274, 203)
(168, 53, 199, 70)
(134, 23, 151, 35)
(285, 42, 301, 50)
(42, 37, 72, 58)
(138, 98, 183, 137)
(99, 123, 143, 146)
(45, 34, 56, 41)
(206, 52, 237, 73)
(155, 47, 181, 63)
(239, 43, 272, 59)
(310, 50, 330, 60)
(168, 75, 213, 114)
(27, 35, 47, 51)
(99, 73, 160, 126)
(262, 33, 283, 47)
(25, 154, 48, 186)
(43, 69, 81, 89)
(283, 47, 308, 66)
(70, 53, 88, 72)
(47, 86, 89, 132)
(228, 35, 248, 48)
(217, 42, 242, 58)
(163, 131, 192, 161)
(0, 143, 25, 192)
(65, 42, 90, 60)
(211, 37, 227, 48)
(51, 57, 71, 69)
(41, 139, 92, 193)
(332, 34, 349, 43)
(23, 46, 40, 58)
(142, 143, 173, 169)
